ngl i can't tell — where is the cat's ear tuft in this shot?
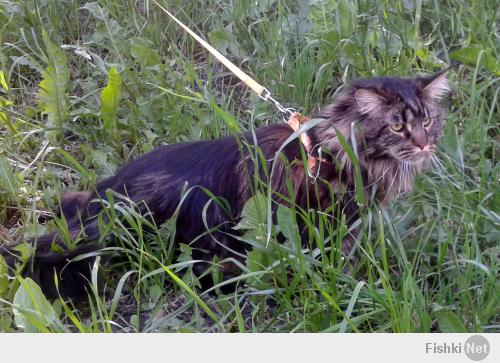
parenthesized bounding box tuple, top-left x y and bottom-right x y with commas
(355, 89, 385, 115)
(420, 70, 450, 100)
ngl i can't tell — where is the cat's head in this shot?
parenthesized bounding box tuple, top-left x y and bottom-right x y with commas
(316, 70, 449, 166)
(352, 70, 449, 166)
(314, 70, 450, 198)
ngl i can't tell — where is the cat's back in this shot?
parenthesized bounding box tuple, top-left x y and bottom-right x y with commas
(96, 123, 296, 194)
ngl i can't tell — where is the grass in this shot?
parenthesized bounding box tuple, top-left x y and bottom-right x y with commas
(0, 0, 498, 332)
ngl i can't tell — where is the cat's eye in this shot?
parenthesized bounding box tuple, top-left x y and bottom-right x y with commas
(422, 118, 432, 127)
(390, 123, 405, 132)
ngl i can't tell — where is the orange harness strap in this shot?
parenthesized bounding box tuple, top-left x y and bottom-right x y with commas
(286, 112, 312, 149)
(286, 112, 328, 177)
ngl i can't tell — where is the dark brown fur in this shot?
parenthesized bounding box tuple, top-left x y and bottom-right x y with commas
(0, 71, 450, 299)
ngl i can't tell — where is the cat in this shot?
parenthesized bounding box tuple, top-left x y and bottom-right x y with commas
(0, 70, 450, 299)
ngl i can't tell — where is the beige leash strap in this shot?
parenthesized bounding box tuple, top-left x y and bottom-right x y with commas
(153, 1, 266, 97)
(152, 1, 296, 117)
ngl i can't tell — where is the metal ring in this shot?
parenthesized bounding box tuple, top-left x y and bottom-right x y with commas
(259, 88, 271, 101)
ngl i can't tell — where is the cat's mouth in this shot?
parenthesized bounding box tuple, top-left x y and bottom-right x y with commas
(409, 145, 435, 165)
(395, 145, 435, 165)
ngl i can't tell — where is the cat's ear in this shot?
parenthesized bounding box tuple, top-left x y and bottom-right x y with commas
(419, 69, 450, 100)
(355, 89, 386, 114)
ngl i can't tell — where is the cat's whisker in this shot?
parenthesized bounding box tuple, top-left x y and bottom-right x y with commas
(438, 153, 478, 186)
(401, 162, 406, 192)
(382, 163, 401, 203)
(433, 154, 466, 189)
(404, 166, 408, 192)
(402, 160, 412, 194)
(431, 154, 452, 186)
(361, 166, 391, 192)
(398, 163, 402, 193)
(436, 152, 468, 178)
(398, 161, 406, 194)
(432, 154, 450, 178)
(430, 154, 441, 173)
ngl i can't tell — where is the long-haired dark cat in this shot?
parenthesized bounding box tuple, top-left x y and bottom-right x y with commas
(1, 70, 450, 299)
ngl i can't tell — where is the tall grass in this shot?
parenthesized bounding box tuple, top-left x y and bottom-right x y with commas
(0, 0, 498, 332)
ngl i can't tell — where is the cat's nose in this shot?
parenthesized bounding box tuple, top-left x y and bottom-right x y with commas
(413, 140, 427, 150)
(412, 131, 428, 150)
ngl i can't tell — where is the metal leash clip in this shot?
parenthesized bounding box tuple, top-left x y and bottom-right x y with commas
(259, 87, 295, 120)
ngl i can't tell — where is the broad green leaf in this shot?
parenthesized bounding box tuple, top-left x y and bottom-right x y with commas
(277, 205, 299, 249)
(234, 192, 267, 231)
(177, 243, 193, 263)
(130, 38, 160, 66)
(0, 156, 18, 195)
(12, 242, 34, 264)
(12, 277, 61, 332)
(150, 284, 162, 303)
(246, 248, 273, 271)
(39, 33, 69, 140)
(0, 88, 15, 131)
(0, 97, 12, 123)
(0, 71, 9, 92)
(80, 2, 107, 20)
(309, 0, 336, 32)
(338, 0, 355, 36)
(0, 255, 9, 297)
(450, 47, 500, 75)
(245, 249, 273, 289)
(434, 311, 467, 332)
(0, 96, 12, 108)
(208, 30, 230, 52)
(100, 67, 122, 139)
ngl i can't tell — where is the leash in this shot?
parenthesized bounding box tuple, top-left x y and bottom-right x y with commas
(152, 1, 292, 116)
(152, 1, 325, 179)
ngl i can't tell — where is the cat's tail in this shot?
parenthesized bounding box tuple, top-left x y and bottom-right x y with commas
(0, 191, 103, 299)
(0, 229, 99, 300)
